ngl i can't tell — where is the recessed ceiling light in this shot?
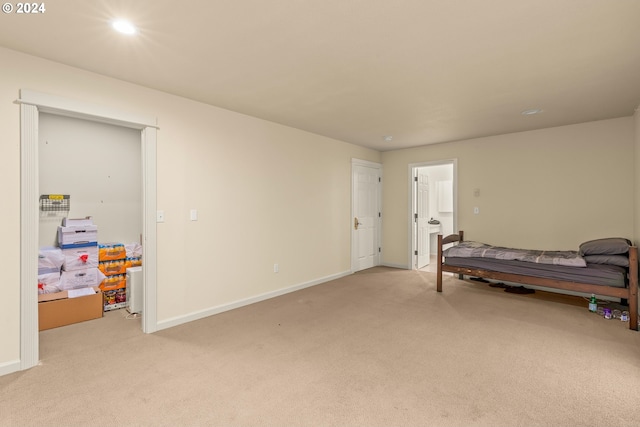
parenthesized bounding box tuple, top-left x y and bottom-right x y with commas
(383, 135, 393, 142)
(521, 108, 543, 116)
(112, 19, 137, 35)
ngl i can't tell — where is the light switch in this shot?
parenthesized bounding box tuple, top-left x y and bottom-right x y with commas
(190, 209, 198, 221)
(156, 210, 165, 223)
(473, 207, 480, 215)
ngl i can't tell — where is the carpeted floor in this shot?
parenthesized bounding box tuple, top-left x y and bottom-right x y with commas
(1, 267, 639, 427)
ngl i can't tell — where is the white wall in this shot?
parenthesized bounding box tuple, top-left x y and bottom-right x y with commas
(0, 46, 380, 373)
(382, 118, 636, 267)
(39, 113, 142, 247)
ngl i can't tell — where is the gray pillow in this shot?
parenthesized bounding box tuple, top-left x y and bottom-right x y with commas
(584, 254, 629, 267)
(579, 238, 631, 256)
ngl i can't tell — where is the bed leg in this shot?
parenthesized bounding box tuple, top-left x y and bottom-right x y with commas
(437, 234, 443, 292)
(629, 288, 638, 331)
(628, 247, 638, 331)
(630, 294, 638, 331)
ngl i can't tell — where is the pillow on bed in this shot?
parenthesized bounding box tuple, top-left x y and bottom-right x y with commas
(584, 254, 629, 267)
(579, 238, 631, 256)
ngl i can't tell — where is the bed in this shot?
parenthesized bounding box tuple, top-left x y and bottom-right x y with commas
(436, 231, 638, 331)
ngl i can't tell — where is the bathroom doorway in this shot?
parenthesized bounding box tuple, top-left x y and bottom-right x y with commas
(409, 160, 456, 270)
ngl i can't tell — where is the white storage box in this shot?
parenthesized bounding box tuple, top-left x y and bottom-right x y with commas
(58, 225, 98, 247)
(62, 244, 99, 271)
(62, 217, 94, 227)
(59, 267, 106, 291)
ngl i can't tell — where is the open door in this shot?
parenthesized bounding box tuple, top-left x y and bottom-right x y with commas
(416, 169, 429, 269)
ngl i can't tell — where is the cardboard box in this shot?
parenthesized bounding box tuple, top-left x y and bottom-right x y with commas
(103, 287, 127, 311)
(62, 244, 99, 271)
(38, 287, 103, 331)
(59, 267, 106, 291)
(58, 225, 98, 247)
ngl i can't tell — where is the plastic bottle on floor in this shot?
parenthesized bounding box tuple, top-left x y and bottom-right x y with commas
(588, 294, 597, 312)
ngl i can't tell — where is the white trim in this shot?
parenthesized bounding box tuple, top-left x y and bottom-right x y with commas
(18, 89, 158, 372)
(20, 104, 39, 370)
(408, 160, 458, 270)
(16, 89, 157, 129)
(156, 270, 352, 331)
(350, 159, 383, 273)
(351, 158, 382, 168)
(141, 127, 158, 333)
(0, 360, 21, 377)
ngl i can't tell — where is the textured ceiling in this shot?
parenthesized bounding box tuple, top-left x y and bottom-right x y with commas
(1, 0, 639, 151)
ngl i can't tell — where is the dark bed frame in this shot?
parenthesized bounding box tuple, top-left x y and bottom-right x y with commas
(436, 231, 638, 331)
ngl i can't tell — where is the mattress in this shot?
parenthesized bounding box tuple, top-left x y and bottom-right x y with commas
(444, 257, 627, 288)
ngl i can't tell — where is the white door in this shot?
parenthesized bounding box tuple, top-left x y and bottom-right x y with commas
(416, 170, 429, 268)
(353, 163, 380, 272)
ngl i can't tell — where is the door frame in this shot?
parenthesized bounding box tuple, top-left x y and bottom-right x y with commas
(408, 159, 457, 270)
(18, 89, 158, 371)
(415, 169, 430, 269)
(351, 158, 382, 273)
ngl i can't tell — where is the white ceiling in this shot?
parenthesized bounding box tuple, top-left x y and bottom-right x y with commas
(1, 0, 639, 151)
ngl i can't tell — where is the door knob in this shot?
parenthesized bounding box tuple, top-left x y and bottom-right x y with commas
(354, 217, 360, 230)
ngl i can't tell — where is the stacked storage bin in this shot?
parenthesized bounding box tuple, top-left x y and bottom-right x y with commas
(98, 243, 128, 311)
(58, 218, 104, 291)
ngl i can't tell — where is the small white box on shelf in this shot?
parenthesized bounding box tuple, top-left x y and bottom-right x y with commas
(62, 217, 94, 227)
(58, 225, 98, 247)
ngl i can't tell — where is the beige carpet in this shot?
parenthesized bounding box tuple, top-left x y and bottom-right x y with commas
(1, 267, 639, 427)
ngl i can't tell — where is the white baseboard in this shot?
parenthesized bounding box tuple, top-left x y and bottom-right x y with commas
(0, 359, 21, 377)
(156, 270, 352, 331)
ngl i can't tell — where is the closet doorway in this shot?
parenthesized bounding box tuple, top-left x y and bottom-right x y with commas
(19, 89, 158, 371)
(409, 160, 457, 270)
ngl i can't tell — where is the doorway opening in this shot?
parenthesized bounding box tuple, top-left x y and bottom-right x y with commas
(409, 160, 457, 270)
(19, 89, 158, 371)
